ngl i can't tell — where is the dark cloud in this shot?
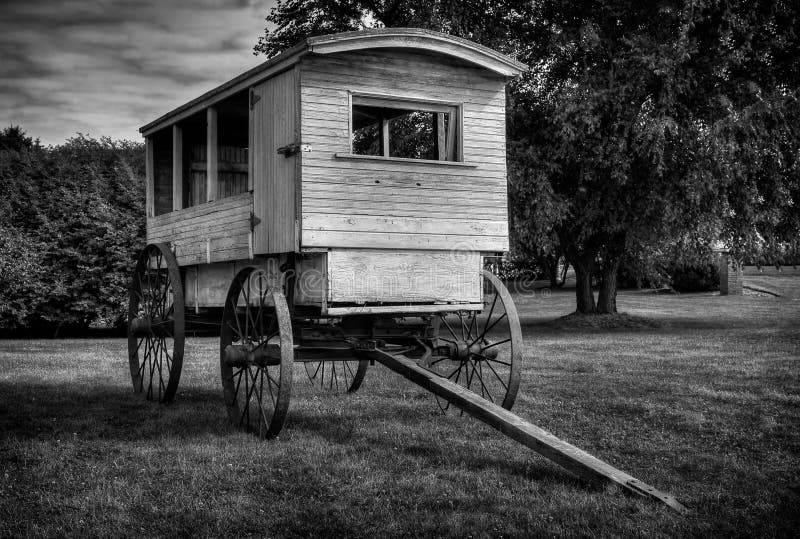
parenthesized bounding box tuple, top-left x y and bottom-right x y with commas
(0, 0, 276, 144)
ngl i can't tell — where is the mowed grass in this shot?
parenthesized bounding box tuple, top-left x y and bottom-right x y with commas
(1, 276, 799, 537)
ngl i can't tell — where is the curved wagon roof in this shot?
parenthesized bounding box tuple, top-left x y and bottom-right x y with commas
(140, 28, 527, 136)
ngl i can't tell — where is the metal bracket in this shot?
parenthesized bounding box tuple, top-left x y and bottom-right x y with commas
(249, 212, 261, 231)
(276, 143, 299, 157)
(353, 339, 377, 351)
(276, 142, 312, 157)
(249, 89, 261, 110)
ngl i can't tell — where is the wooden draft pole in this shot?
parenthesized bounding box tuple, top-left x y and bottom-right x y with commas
(361, 348, 688, 514)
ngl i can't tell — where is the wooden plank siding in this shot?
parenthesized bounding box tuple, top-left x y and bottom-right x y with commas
(146, 191, 253, 266)
(327, 249, 481, 303)
(251, 69, 298, 254)
(298, 50, 509, 252)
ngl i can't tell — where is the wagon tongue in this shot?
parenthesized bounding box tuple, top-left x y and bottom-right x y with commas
(359, 345, 689, 515)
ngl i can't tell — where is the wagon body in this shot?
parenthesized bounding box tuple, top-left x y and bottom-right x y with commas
(138, 29, 524, 315)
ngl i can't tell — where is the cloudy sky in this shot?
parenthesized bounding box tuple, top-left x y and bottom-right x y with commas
(1, 0, 276, 145)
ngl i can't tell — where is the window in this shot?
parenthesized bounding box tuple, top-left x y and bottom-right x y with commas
(351, 96, 460, 161)
(178, 111, 206, 208)
(149, 90, 251, 215)
(215, 92, 249, 199)
(151, 129, 173, 216)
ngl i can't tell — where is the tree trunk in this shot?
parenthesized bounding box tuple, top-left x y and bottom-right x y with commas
(558, 260, 569, 287)
(573, 263, 596, 314)
(546, 256, 560, 289)
(597, 258, 619, 314)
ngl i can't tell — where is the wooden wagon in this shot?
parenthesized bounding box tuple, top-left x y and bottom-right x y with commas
(128, 28, 685, 512)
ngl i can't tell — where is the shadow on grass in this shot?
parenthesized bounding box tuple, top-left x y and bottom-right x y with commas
(0, 382, 224, 442)
(286, 406, 594, 493)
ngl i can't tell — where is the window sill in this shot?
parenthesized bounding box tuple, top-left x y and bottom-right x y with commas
(334, 153, 477, 168)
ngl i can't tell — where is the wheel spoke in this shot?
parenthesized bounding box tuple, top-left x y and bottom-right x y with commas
(230, 296, 244, 341)
(482, 358, 509, 391)
(482, 337, 512, 350)
(305, 362, 322, 382)
(474, 312, 508, 346)
(227, 321, 243, 342)
(464, 359, 476, 392)
(331, 363, 339, 391)
(242, 281, 251, 340)
(475, 361, 495, 403)
(428, 356, 452, 367)
(265, 372, 279, 407)
(476, 355, 512, 366)
(238, 367, 250, 427)
(440, 316, 459, 341)
(153, 337, 165, 400)
(466, 312, 477, 341)
(255, 369, 272, 435)
(230, 368, 245, 405)
(162, 337, 172, 373)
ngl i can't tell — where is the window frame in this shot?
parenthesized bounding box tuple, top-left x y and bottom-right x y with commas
(344, 92, 465, 164)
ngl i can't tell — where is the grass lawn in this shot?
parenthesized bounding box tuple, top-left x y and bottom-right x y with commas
(1, 275, 799, 537)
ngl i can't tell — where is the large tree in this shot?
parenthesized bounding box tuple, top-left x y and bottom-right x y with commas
(255, 0, 800, 314)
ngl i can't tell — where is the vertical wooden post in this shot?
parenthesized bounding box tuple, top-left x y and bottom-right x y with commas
(446, 107, 457, 161)
(381, 116, 390, 157)
(436, 113, 446, 161)
(172, 124, 183, 211)
(145, 137, 154, 218)
(248, 89, 255, 192)
(207, 106, 218, 202)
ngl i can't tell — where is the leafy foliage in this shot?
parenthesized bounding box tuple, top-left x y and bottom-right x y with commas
(0, 128, 145, 333)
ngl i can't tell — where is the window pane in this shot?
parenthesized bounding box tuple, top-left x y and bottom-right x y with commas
(388, 110, 436, 160)
(351, 100, 458, 161)
(352, 121, 382, 156)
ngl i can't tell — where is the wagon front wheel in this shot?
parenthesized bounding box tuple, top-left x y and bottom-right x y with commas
(220, 267, 293, 438)
(428, 270, 522, 411)
(127, 243, 185, 403)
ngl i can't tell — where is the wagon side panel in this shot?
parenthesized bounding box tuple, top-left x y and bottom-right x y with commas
(146, 191, 253, 265)
(298, 49, 509, 252)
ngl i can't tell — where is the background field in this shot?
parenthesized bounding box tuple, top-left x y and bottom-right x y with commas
(1, 275, 799, 537)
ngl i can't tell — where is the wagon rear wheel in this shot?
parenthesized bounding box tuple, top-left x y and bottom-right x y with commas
(127, 243, 185, 403)
(427, 270, 522, 411)
(220, 267, 293, 438)
(304, 359, 368, 393)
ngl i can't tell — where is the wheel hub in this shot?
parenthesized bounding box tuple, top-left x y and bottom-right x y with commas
(223, 343, 281, 367)
(470, 340, 499, 360)
(129, 316, 151, 337)
(440, 339, 500, 361)
(130, 316, 174, 337)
